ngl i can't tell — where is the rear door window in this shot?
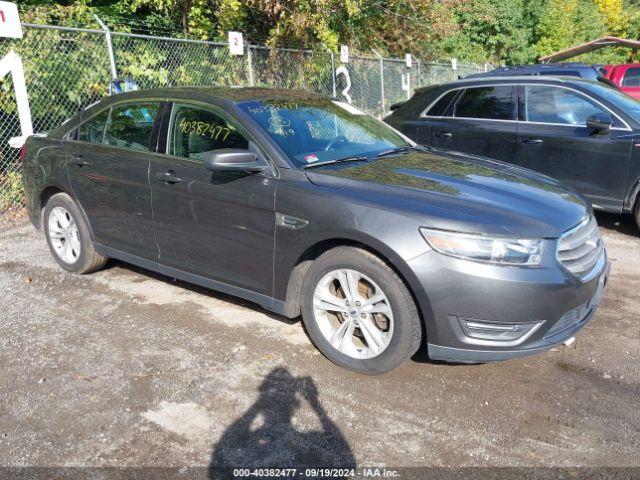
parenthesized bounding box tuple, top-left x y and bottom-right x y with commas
(103, 102, 160, 151)
(453, 86, 515, 120)
(622, 67, 640, 87)
(169, 104, 248, 160)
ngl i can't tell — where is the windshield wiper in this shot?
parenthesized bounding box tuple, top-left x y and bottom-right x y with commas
(302, 155, 369, 169)
(376, 145, 429, 158)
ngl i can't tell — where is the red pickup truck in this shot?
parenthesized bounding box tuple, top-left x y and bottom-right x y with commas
(602, 64, 640, 99)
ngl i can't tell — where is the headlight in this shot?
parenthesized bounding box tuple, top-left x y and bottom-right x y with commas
(420, 228, 544, 266)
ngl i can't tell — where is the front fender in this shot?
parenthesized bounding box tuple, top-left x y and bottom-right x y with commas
(273, 226, 435, 326)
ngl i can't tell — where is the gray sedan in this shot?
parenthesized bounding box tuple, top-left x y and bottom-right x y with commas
(21, 87, 608, 374)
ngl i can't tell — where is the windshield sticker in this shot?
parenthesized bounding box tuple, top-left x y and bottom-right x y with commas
(331, 100, 364, 115)
(303, 154, 319, 163)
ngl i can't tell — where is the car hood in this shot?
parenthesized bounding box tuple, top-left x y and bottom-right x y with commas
(304, 150, 590, 238)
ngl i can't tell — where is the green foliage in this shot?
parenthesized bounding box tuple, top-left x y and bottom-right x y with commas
(0, 171, 24, 211)
(535, 0, 579, 58)
(13, 0, 640, 68)
(534, 0, 634, 62)
(439, 0, 537, 64)
(595, 0, 630, 36)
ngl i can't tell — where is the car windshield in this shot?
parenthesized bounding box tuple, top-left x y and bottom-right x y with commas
(581, 82, 640, 124)
(237, 98, 410, 168)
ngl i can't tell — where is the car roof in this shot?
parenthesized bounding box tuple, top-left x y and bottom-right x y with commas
(414, 75, 579, 93)
(98, 86, 327, 104)
(608, 63, 640, 68)
(465, 63, 602, 80)
(494, 62, 594, 69)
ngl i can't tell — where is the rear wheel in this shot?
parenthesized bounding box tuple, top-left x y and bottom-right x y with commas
(43, 193, 107, 274)
(635, 199, 640, 232)
(301, 247, 422, 374)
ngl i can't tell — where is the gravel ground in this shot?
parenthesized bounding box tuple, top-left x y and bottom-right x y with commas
(0, 211, 639, 472)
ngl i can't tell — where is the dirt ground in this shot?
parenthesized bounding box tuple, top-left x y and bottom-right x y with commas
(1, 210, 639, 473)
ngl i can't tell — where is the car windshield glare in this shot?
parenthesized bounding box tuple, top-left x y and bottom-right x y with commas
(237, 98, 410, 168)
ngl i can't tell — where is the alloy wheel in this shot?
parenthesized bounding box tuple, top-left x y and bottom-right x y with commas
(48, 206, 81, 264)
(312, 268, 394, 359)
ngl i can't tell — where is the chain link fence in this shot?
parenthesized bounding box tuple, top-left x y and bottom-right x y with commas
(0, 23, 487, 211)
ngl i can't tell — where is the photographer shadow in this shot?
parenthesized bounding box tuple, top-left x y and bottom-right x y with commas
(209, 367, 355, 479)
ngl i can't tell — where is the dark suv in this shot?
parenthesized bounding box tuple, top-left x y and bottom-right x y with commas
(466, 63, 605, 81)
(22, 87, 608, 374)
(386, 76, 640, 230)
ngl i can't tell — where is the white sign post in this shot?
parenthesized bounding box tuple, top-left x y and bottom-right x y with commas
(405, 53, 412, 68)
(228, 31, 244, 55)
(340, 45, 349, 64)
(0, 3, 31, 148)
(0, 1, 22, 39)
(1, 51, 32, 148)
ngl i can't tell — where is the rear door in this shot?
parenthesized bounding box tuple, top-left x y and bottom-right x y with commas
(66, 101, 163, 258)
(427, 85, 518, 161)
(515, 84, 631, 211)
(149, 102, 276, 296)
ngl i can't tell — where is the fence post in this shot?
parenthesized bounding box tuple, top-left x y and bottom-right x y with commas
(329, 50, 337, 98)
(94, 15, 117, 80)
(373, 51, 385, 116)
(247, 43, 255, 86)
(416, 59, 421, 88)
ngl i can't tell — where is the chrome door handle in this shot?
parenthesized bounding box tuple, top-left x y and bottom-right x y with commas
(434, 131, 452, 139)
(155, 171, 182, 184)
(521, 138, 543, 145)
(71, 154, 90, 167)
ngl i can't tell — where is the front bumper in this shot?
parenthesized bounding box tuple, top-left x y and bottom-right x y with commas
(407, 246, 609, 364)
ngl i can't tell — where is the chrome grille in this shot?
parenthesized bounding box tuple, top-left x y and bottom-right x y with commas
(557, 216, 604, 280)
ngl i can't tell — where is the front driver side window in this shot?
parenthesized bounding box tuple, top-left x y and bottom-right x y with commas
(524, 86, 608, 126)
(169, 104, 249, 160)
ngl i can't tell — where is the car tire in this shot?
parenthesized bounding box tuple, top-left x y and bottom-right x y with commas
(301, 246, 422, 374)
(635, 199, 640, 232)
(43, 192, 107, 274)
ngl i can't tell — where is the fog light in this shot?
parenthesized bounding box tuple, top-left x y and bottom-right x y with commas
(458, 317, 543, 345)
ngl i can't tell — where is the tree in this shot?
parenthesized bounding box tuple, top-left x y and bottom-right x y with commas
(535, 0, 578, 58)
(127, 0, 213, 38)
(594, 0, 629, 37)
(439, 0, 537, 64)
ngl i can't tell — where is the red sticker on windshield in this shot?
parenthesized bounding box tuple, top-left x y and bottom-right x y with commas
(304, 154, 319, 163)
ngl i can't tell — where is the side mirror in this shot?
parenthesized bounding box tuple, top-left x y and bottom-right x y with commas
(586, 112, 613, 134)
(390, 102, 405, 111)
(203, 149, 267, 173)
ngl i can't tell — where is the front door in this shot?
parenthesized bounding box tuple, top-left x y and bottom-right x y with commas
(428, 85, 518, 162)
(150, 102, 276, 296)
(515, 85, 631, 211)
(66, 101, 161, 258)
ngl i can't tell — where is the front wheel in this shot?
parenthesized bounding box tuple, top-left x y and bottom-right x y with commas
(43, 193, 107, 274)
(301, 247, 422, 374)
